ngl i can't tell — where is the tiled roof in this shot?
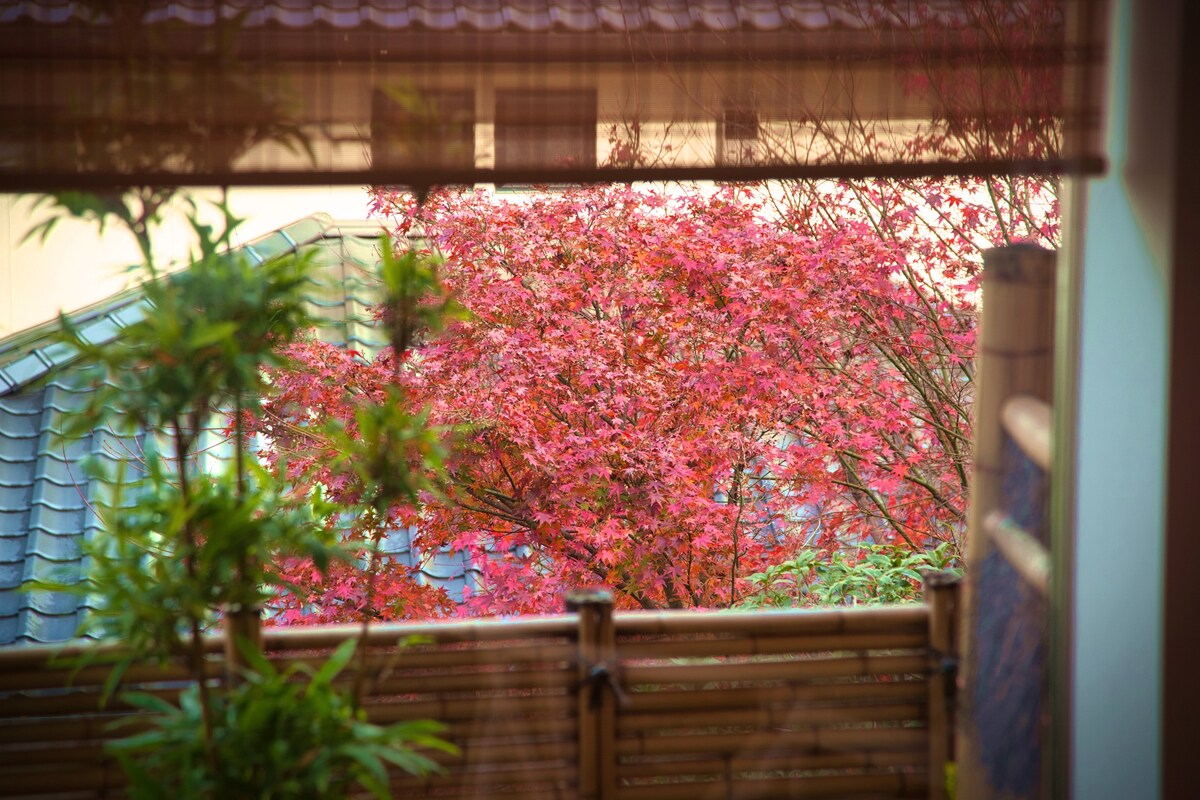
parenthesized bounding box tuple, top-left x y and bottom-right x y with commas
(0, 0, 969, 32)
(0, 215, 477, 646)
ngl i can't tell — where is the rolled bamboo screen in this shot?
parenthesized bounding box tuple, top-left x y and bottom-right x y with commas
(0, 1, 1109, 189)
(957, 244, 1057, 800)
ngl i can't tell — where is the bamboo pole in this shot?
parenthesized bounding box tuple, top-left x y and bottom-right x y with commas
(372, 786, 574, 800)
(260, 615, 578, 650)
(617, 701, 925, 733)
(616, 749, 922, 779)
(351, 642, 578, 671)
(0, 684, 575, 725)
(615, 772, 927, 800)
(222, 603, 262, 685)
(452, 737, 578, 765)
(1002, 395, 1052, 471)
(0, 763, 126, 795)
(615, 604, 927, 637)
(596, 597, 618, 800)
(615, 630, 928, 660)
(958, 244, 1056, 800)
(964, 243, 1056, 555)
(275, 642, 577, 678)
(568, 589, 616, 800)
(0, 686, 184, 717)
(0, 715, 150, 744)
(985, 511, 1051, 595)
(616, 726, 928, 758)
(362, 693, 574, 723)
(439, 715, 576, 739)
(0, 605, 920, 671)
(925, 571, 960, 800)
(0, 744, 113, 768)
(622, 653, 927, 685)
(0, 659, 214, 693)
(0, 675, 924, 723)
(388, 761, 577, 789)
(621, 679, 928, 713)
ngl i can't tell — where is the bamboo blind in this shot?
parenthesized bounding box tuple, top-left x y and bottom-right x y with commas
(0, 1, 1110, 189)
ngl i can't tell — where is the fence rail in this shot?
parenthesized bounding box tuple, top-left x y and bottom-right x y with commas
(0, 585, 958, 799)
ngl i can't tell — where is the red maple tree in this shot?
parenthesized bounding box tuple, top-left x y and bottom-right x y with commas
(253, 178, 1055, 619)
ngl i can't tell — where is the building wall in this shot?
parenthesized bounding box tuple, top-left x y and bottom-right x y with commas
(0, 187, 371, 336)
(1066, 0, 1180, 796)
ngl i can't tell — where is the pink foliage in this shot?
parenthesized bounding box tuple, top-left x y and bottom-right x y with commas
(255, 178, 1056, 619)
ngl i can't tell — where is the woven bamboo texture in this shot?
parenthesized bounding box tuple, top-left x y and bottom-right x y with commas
(0, 595, 956, 799)
(610, 605, 934, 799)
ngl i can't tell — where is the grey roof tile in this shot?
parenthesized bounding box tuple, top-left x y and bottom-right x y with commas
(0, 419, 37, 462)
(1, 354, 51, 390)
(31, 479, 89, 511)
(0, 480, 31, 507)
(21, 575, 84, 613)
(34, 447, 92, 479)
(0, 215, 448, 646)
(16, 608, 80, 644)
(0, 457, 35, 487)
(0, 391, 45, 415)
(37, 340, 80, 369)
(0, 587, 20, 616)
(283, 215, 334, 245)
(0, 417, 38, 442)
(0, 214, 506, 644)
(0, 0, 979, 32)
(381, 528, 418, 570)
(251, 231, 299, 260)
(0, 510, 29, 536)
(26, 504, 88, 540)
(108, 304, 148, 331)
(0, 533, 26, 566)
(75, 315, 124, 347)
(0, 562, 23, 589)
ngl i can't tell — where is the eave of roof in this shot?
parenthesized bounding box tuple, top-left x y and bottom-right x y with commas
(0, 214, 384, 398)
(0, 0, 975, 34)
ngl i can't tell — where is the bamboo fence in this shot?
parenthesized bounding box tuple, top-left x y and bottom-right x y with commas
(957, 244, 1056, 799)
(0, 581, 958, 799)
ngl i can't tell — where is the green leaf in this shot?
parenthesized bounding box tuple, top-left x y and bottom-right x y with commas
(313, 638, 358, 688)
(342, 744, 391, 798)
(117, 691, 179, 716)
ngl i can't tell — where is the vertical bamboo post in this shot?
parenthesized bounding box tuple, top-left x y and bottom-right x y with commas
(925, 571, 961, 800)
(222, 603, 262, 685)
(966, 245, 1057, 559)
(958, 244, 1056, 799)
(568, 589, 616, 800)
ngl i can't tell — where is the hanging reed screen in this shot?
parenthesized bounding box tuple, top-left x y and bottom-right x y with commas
(0, 0, 1108, 190)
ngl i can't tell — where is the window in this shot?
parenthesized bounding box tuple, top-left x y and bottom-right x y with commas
(371, 87, 475, 170)
(495, 89, 597, 171)
(719, 106, 761, 166)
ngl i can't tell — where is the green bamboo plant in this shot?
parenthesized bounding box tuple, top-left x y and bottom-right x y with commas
(43, 199, 454, 798)
(741, 541, 960, 608)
